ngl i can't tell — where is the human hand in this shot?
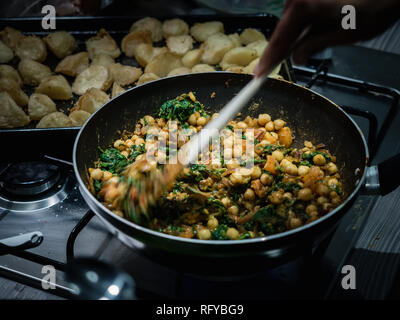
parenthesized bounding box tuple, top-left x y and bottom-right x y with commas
(254, 0, 400, 77)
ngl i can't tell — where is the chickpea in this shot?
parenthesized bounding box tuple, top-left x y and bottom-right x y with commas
(221, 197, 231, 208)
(317, 196, 329, 205)
(251, 166, 262, 179)
(228, 205, 239, 215)
(280, 158, 291, 169)
(243, 201, 254, 210)
(114, 139, 125, 150)
(226, 159, 240, 169)
(290, 218, 302, 229)
(226, 227, 240, 240)
(283, 192, 293, 201)
(297, 188, 313, 201)
(327, 162, 338, 174)
(322, 203, 332, 212)
(285, 164, 298, 176)
(306, 204, 318, 214)
(124, 139, 134, 148)
(197, 228, 211, 240)
(308, 211, 319, 219)
(298, 165, 310, 176)
(265, 121, 274, 131)
(271, 150, 284, 162)
(120, 150, 129, 158)
(194, 111, 200, 119)
(90, 168, 103, 180)
(269, 190, 284, 204)
(236, 121, 247, 129)
(331, 197, 341, 206)
(315, 183, 330, 196)
(244, 188, 255, 200)
(273, 119, 286, 130)
(143, 115, 155, 125)
(313, 154, 326, 165)
(102, 171, 113, 181)
(197, 116, 207, 126)
(258, 113, 271, 126)
(207, 217, 219, 229)
(328, 178, 339, 187)
(212, 113, 219, 120)
(135, 137, 145, 145)
(260, 173, 273, 185)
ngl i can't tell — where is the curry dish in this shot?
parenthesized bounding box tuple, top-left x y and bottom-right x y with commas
(88, 93, 344, 240)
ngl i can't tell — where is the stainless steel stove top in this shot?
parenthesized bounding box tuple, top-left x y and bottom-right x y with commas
(0, 61, 399, 300)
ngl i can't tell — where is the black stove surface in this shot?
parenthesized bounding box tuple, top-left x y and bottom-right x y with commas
(0, 50, 399, 300)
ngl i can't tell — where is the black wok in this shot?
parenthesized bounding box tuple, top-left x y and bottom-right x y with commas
(73, 72, 400, 275)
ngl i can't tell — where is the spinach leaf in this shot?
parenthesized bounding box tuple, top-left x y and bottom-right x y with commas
(130, 143, 145, 162)
(158, 95, 206, 122)
(98, 147, 129, 174)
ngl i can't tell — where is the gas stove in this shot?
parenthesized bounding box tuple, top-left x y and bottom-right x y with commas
(0, 54, 399, 300)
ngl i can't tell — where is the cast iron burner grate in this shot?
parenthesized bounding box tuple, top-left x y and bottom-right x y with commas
(0, 66, 399, 299)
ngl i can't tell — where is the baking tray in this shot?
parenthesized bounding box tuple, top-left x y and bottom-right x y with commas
(0, 14, 294, 161)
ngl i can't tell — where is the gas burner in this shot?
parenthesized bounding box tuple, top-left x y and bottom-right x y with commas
(0, 161, 73, 211)
(0, 162, 60, 196)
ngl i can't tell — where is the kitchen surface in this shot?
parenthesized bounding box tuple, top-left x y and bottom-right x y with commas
(0, 0, 399, 301)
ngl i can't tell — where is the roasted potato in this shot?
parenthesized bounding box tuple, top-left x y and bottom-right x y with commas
(0, 77, 29, 106)
(239, 28, 266, 45)
(0, 27, 24, 50)
(246, 40, 268, 57)
(0, 40, 13, 63)
(0, 91, 30, 128)
(167, 67, 191, 77)
(190, 21, 224, 42)
(0, 64, 22, 86)
(201, 33, 235, 65)
(74, 87, 109, 114)
(121, 30, 152, 57)
(28, 93, 57, 121)
(242, 58, 259, 74)
(136, 72, 159, 85)
(220, 47, 258, 70)
(166, 35, 193, 56)
(162, 19, 189, 38)
(36, 111, 72, 128)
(144, 51, 183, 77)
(69, 110, 91, 126)
(91, 53, 115, 67)
(225, 65, 244, 73)
(18, 59, 52, 86)
(55, 52, 89, 76)
(111, 82, 125, 98)
(86, 29, 121, 59)
(132, 43, 167, 67)
(72, 65, 112, 95)
(36, 75, 73, 100)
(181, 48, 203, 68)
(15, 35, 47, 62)
(191, 64, 216, 73)
(130, 17, 163, 42)
(228, 33, 241, 47)
(108, 63, 143, 86)
(44, 31, 77, 58)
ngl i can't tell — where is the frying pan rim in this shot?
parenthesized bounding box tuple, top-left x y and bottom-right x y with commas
(73, 72, 369, 246)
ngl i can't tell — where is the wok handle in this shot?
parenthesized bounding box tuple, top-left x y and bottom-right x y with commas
(378, 153, 400, 196)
